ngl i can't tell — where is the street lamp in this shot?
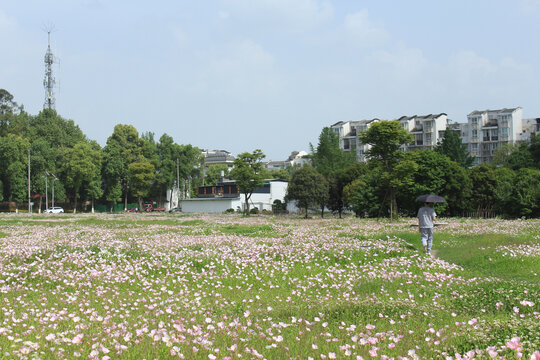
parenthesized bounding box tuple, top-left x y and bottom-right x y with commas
(50, 173, 57, 208)
(43, 171, 49, 211)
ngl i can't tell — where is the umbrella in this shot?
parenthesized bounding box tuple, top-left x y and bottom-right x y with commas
(416, 194, 446, 203)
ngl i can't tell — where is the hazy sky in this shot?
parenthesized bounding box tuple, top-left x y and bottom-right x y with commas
(2, 1, 540, 161)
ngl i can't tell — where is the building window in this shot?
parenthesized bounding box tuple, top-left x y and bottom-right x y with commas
(471, 117, 478, 125)
(501, 127, 508, 137)
(471, 143, 478, 151)
(483, 130, 490, 142)
(491, 129, 498, 141)
(426, 133, 432, 145)
(472, 129, 478, 140)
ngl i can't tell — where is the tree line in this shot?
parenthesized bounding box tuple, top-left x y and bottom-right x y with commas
(0, 89, 203, 212)
(285, 121, 540, 219)
(3, 88, 540, 217)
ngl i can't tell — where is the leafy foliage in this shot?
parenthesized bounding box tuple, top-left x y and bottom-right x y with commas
(285, 165, 328, 218)
(230, 149, 266, 214)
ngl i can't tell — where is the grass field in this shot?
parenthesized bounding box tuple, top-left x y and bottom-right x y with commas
(0, 213, 538, 359)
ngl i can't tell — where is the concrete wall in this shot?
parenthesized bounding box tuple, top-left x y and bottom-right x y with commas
(181, 198, 242, 213)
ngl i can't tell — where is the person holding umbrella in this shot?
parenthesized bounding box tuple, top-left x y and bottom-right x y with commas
(416, 195, 445, 256)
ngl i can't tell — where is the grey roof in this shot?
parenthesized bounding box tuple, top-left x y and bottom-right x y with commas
(398, 113, 447, 121)
(468, 107, 521, 116)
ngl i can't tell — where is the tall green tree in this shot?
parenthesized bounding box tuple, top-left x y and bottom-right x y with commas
(310, 127, 356, 216)
(469, 164, 497, 214)
(0, 134, 30, 206)
(128, 160, 156, 211)
(230, 149, 266, 214)
(285, 165, 328, 218)
(310, 127, 356, 176)
(436, 128, 474, 168)
(102, 124, 143, 210)
(358, 120, 413, 219)
(62, 142, 101, 213)
(0, 89, 21, 137)
(401, 150, 472, 216)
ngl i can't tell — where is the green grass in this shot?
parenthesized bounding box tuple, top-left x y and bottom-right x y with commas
(437, 233, 540, 284)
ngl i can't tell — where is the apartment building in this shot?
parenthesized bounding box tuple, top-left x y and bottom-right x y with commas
(331, 119, 380, 162)
(331, 108, 540, 164)
(331, 114, 447, 161)
(465, 108, 524, 164)
(398, 113, 448, 151)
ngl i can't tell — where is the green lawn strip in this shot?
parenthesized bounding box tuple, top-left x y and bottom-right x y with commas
(436, 233, 540, 284)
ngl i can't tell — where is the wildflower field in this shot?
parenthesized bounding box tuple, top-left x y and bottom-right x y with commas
(0, 214, 539, 360)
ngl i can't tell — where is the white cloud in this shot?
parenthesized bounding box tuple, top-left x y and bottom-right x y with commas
(219, 0, 334, 31)
(520, 0, 540, 14)
(169, 24, 189, 47)
(0, 9, 16, 33)
(192, 39, 282, 99)
(342, 10, 389, 47)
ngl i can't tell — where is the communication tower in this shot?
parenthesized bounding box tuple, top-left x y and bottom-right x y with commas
(43, 30, 56, 109)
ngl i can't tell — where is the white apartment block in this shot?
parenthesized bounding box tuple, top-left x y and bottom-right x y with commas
(331, 119, 380, 162)
(331, 109, 540, 164)
(398, 113, 449, 151)
(265, 151, 311, 171)
(465, 107, 525, 164)
(331, 114, 448, 162)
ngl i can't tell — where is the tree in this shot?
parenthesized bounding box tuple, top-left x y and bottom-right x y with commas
(358, 120, 413, 220)
(343, 170, 383, 218)
(469, 164, 497, 214)
(102, 124, 143, 210)
(310, 127, 356, 216)
(401, 150, 471, 217)
(310, 127, 356, 176)
(128, 160, 156, 211)
(63, 142, 100, 213)
(435, 128, 474, 168)
(0, 89, 20, 137)
(0, 134, 30, 206)
(205, 164, 230, 186)
(230, 150, 266, 214)
(285, 165, 329, 218)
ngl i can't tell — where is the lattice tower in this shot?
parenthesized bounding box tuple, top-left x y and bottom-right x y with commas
(43, 31, 56, 109)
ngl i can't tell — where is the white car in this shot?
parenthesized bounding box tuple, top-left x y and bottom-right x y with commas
(44, 207, 64, 213)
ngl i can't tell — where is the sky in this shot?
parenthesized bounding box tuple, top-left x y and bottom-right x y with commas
(2, 1, 540, 161)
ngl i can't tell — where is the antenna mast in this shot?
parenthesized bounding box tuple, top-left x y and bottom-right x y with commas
(43, 29, 56, 109)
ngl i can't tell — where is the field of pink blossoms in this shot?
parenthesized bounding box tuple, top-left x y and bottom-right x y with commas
(0, 213, 538, 360)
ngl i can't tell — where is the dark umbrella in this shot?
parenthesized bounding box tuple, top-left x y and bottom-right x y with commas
(416, 194, 446, 203)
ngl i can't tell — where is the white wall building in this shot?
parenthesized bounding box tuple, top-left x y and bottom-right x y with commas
(180, 180, 288, 213)
(331, 114, 448, 162)
(265, 151, 310, 171)
(465, 108, 524, 164)
(398, 113, 448, 151)
(331, 119, 380, 162)
(330, 109, 540, 164)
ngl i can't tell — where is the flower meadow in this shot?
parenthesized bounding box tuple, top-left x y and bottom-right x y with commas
(0, 214, 538, 360)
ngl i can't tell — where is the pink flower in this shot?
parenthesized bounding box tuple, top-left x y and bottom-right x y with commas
(506, 337, 522, 350)
(369, 348, 378, 357)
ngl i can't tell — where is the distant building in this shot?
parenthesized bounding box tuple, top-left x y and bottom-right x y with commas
(331, 114, 448, 162)
(398, 113, 448, 151)
(202, 149, 235, 169)
(331, 119, 380, 162)
(265, 151, 310, 171)
(464, 107, 525, 164)
(331, 108, 540, 164)
(181, 179, 288, 213)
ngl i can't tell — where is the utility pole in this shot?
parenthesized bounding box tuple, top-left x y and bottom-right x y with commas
(28, 149, 31, 213)
(51, 173, 57, 208)
(44, 171, 49, 210)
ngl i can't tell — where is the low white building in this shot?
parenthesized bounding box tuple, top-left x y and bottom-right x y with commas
(180, 179, 288, 213)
